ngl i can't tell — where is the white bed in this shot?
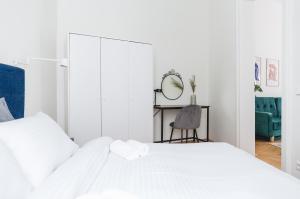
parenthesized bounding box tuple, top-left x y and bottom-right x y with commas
(1, 113, 300, 199)
(29, 137, 300, 199)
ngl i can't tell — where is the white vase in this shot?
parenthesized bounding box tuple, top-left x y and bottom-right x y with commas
(190, 94, 197, 105)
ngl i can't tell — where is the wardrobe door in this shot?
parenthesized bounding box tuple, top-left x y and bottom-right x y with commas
(128, 42, 153, 142)
(69, 34, 101, 146)
(101, 38, 130, 140)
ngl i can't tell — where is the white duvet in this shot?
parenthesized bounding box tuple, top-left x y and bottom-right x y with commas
(29, 137, 300, 199)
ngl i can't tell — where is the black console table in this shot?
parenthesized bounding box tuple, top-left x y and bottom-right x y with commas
(154, 105, 210, 143)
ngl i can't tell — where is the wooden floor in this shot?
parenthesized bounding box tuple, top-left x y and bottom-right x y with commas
(255, 139, 281, 169)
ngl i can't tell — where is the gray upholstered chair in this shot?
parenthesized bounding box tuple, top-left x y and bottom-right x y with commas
(169, 105, 202, 143)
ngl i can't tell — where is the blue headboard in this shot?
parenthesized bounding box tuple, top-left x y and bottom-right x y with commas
(0, 64, 25, 119)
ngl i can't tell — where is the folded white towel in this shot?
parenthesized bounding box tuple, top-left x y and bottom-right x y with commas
(110, 140, 139, 160)
(126, 140, 149, 157)
(110, 140, 149, 160)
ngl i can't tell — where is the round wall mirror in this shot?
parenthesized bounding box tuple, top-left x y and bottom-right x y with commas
(161, 69, 184, 100)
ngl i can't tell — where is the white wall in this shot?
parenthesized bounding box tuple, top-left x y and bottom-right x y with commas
(56, 0, 211, 140)
(209, 0, 237, 146)
(254, 0, 283, 97)
(0, 0, 57, 119)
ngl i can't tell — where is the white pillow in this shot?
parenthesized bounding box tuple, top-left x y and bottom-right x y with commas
(0, 112, 79, 188)
(0, 97, 15, 122)
(0, 140, 32, 199)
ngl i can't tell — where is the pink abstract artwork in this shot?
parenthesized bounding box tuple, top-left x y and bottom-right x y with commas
(268, 64, 278, 81)
(266, 59, 279, 87)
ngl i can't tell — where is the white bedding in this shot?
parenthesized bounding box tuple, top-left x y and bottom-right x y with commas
(29, 138, 300, 199)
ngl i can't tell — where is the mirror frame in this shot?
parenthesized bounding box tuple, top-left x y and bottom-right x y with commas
(161, 69, 184, 100)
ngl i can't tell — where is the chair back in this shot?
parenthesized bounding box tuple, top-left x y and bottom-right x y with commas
(174, 105, 201, 129)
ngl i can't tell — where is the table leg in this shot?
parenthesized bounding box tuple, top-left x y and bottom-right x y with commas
(207, 107, 210, 142)
(161, 109, 164, 143)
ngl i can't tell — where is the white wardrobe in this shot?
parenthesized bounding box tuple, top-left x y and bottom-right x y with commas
(68, 33, 153, 145)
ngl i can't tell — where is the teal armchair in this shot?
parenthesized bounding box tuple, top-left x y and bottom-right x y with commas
(255, 97, 281, 141)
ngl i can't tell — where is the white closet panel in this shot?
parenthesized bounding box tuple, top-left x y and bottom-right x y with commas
(69, 34, 101, 146)
(128, 42, 153, 142)
(101, 38, 130, 140)
(69, 33, 153, 144)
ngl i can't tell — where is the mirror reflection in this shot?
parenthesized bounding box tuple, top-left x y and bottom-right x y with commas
(161, 69, 184, 100)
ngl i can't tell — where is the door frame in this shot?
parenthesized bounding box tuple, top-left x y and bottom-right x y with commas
(235, 0, 256, 155)
(235, 0, 293, 173)
(281, 0, 294, 174)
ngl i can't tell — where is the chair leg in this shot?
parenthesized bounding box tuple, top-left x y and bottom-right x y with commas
(195, 130, 199, 143)
(169, 128, 174, 143)
(181, 129, 183, 143)
(193, 129, 196, 142)
(186, 130, 188, 143)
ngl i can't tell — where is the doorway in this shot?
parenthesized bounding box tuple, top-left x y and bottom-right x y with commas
(253, 0, 283, 169)
(237, 0, 285, 170)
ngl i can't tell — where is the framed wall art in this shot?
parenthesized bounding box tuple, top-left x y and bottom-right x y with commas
(255, 57, 262, 85)
(266, 58, 279, 87)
